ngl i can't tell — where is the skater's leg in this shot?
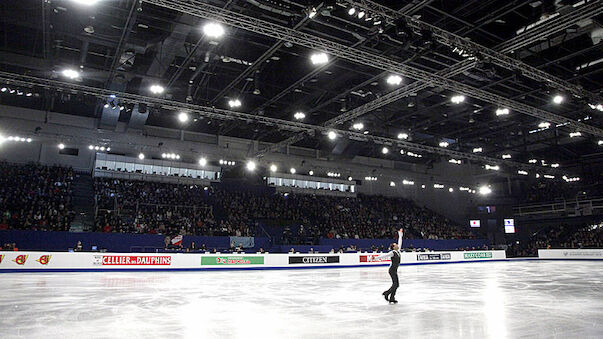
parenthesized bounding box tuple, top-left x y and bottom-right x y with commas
(389, 272, 399, 303)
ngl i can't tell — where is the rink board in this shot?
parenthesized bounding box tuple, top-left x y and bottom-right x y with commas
(538, 249, 603, 260)
(0, 250, 506, 272)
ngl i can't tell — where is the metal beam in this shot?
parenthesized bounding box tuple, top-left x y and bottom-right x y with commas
(0, 71, 555, 172)
(141, 0, 603, 138)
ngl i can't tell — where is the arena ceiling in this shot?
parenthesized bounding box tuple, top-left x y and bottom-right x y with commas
(0, 0, 602, 174)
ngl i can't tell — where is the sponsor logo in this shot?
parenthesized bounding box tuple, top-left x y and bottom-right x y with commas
(0, 254, 4, 264)
(417, 253, 451, 261)
(360, 255, 390, 263)
(13, 254, 28, 265)
(289, 256, 340, 264)
(464, 252, 493, 259)
(561, 251, 602, 257)
(95, 256, 172, 266)
(36, 255, 52, 265)
(201, 256, 264, 265)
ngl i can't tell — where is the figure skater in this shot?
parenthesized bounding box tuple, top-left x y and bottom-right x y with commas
(375, 229, 403, 304)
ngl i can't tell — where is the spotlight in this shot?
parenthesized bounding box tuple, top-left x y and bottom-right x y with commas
(449, 188, 454, 192)
(290, 168, 296, 174)
(138, 153, 145, 160)
(203, 22, 225, 39)
(569, 132, 582, 138)
(381, 147, 389, 154)
(502, 154, 511, 159)
(553, 95, 564, 104)
(517, 170, 528, 175)
(479, 186, 492, 195)
(358, 11, 365, 19)
(71, 0, 99, 5)
(199, 158, 207, 166)
(308, 170, 314, 176)
(294, 112, 306, 120)
(327, 131, 337, 140)
(451, 95, 465, 104)
(352, 122, 364, 130)
(58, 143, 65, 149)
(495, 108, 510, 116)
(397, 133, 408, 140)
(473, 147, 483, 153)
(348, 8, 356, 15)
(389, 181, 396, 187)
(0, 88, 6, 92)
(178, 112, 189, 123)
(386, 75, 402, 86)
(270, 164, 277, 172)
(228, 99, 242, 108)
(538, 122, 551, 129)
(61, 68, 80, 80)
(26, 138, 32, 143)
(149, 84, 165, 95)
(246, 161, 256, 171)
(439, 141, 449, 148)
(348, 176, 353, 181)
(310, 52, 329, 65)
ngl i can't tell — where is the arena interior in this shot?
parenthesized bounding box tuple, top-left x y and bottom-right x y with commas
(0, 0, 602, 338)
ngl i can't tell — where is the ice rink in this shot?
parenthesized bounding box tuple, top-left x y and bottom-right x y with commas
(0, 260, 602, 339)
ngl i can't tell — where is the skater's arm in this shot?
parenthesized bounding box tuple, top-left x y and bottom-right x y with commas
(397, 229, 403, 249)
(375, 251, 393, 261)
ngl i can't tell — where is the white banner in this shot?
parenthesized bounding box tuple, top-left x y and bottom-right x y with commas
(538, 249, 603, 259)
(0, 250, 506, 272)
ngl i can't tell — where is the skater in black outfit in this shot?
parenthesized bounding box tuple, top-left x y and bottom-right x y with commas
(375, 229, 403, 304)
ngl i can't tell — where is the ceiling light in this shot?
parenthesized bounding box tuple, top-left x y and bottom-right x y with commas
(495, 108, 509, 116)
(451, 95, 465, 104)
(382, 147, 389, 154)
(348, 8, 356, 15)
(348, 176, 353, 181)
(528, 159, 537, 163)
(178, 112, 189, 123)
(473, 147, 483, 153)
(479, 186, 492, 195)
(138, 153, 145, 160)
(308, 7, 318, 18)
(389, 181, 396, 187)
(502, 154, 511, 159)
(538, 122, 551, 129)
(228, 99, 242, 108)
(58, 143, 65, 149)
(294, 112, 306, 120)
(358, 11, 365, 19)
(448, 159, 461, 164)
(397, 133, 408, 140)
(290, 168, 296, 174)
(434, 184, 444, 189)
(203, 22, 225, 39)
(485, 164, 500, 171)
(149, 84, 164, 95)
(551, 163, 560, 168)
(449, 187, 454, 192)
(71, 0, 99, 5)
(386, 75, 402, 86)
(310, 52, 329, 65)
(246, 161, 256, 171)
(309, 170, 314, 176)
(352, 122, 364, 130)
(327, 131, 337, 140)
(598, 140, 603, 146)
(569, 131, 582, 138)
(270, 164, 277, 172)
(199, 158, 207, 166)
(552, 95, 564, 104)
(61, 69, 80, 80)
(439, 141, 449, 148)
(518, 170, 528, 175)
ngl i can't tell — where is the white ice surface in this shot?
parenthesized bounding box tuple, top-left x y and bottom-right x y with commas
(0, 261, 602, 339)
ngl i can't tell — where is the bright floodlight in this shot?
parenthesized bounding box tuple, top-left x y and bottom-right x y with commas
(270, 164, 277, 172)
(290, 168, 296, 174)
(352, 122, 364, 130)
(449, 188, 454, 192)
(203, 22, 225, 39)
(553, 95, 564, 104)
(138, 153, 145, 160)
(294, 112, 306, 120)
(386, 75, 402, 86)
(71, 0, 100, 5)
(451, 95, 465, 104)
(538, 122, 551, 129)
(178, 112, 189, 123)
(479, 185, 492, 195)
(348, 8, 356, 15)
(496, 108, 510, 116)
(381, 147, 389, 154)
(58, 143, 65, 149)
(308, 170, 314, 176)
(473, 147, 483, 153)
(439, 141, 449, 148)
(310, 52, 329, 65)
(150, 84, 165, 95)
(246, 160, 256, 171)
(228, 99, 242, 108)
(358, 11, 365, 19)
(62, 68, 80, 79)
(199, 158, 207, 166)
(327, 131, 337, 140)
(397, 132, 408, 139)
(598, 140, 603, 146)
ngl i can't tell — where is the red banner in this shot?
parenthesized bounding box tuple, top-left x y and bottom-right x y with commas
(360, 254, 390, 263)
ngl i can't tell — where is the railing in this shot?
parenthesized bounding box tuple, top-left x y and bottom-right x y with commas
(514, 197, 603, 217)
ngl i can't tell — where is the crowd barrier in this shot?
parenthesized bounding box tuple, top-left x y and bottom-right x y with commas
(0, 250, 506, 272)
(538, 249, 603, 260)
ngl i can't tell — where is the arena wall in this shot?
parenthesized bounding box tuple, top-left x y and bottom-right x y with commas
(538, 249, 603, 259)
(0, 250, 506, 272)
